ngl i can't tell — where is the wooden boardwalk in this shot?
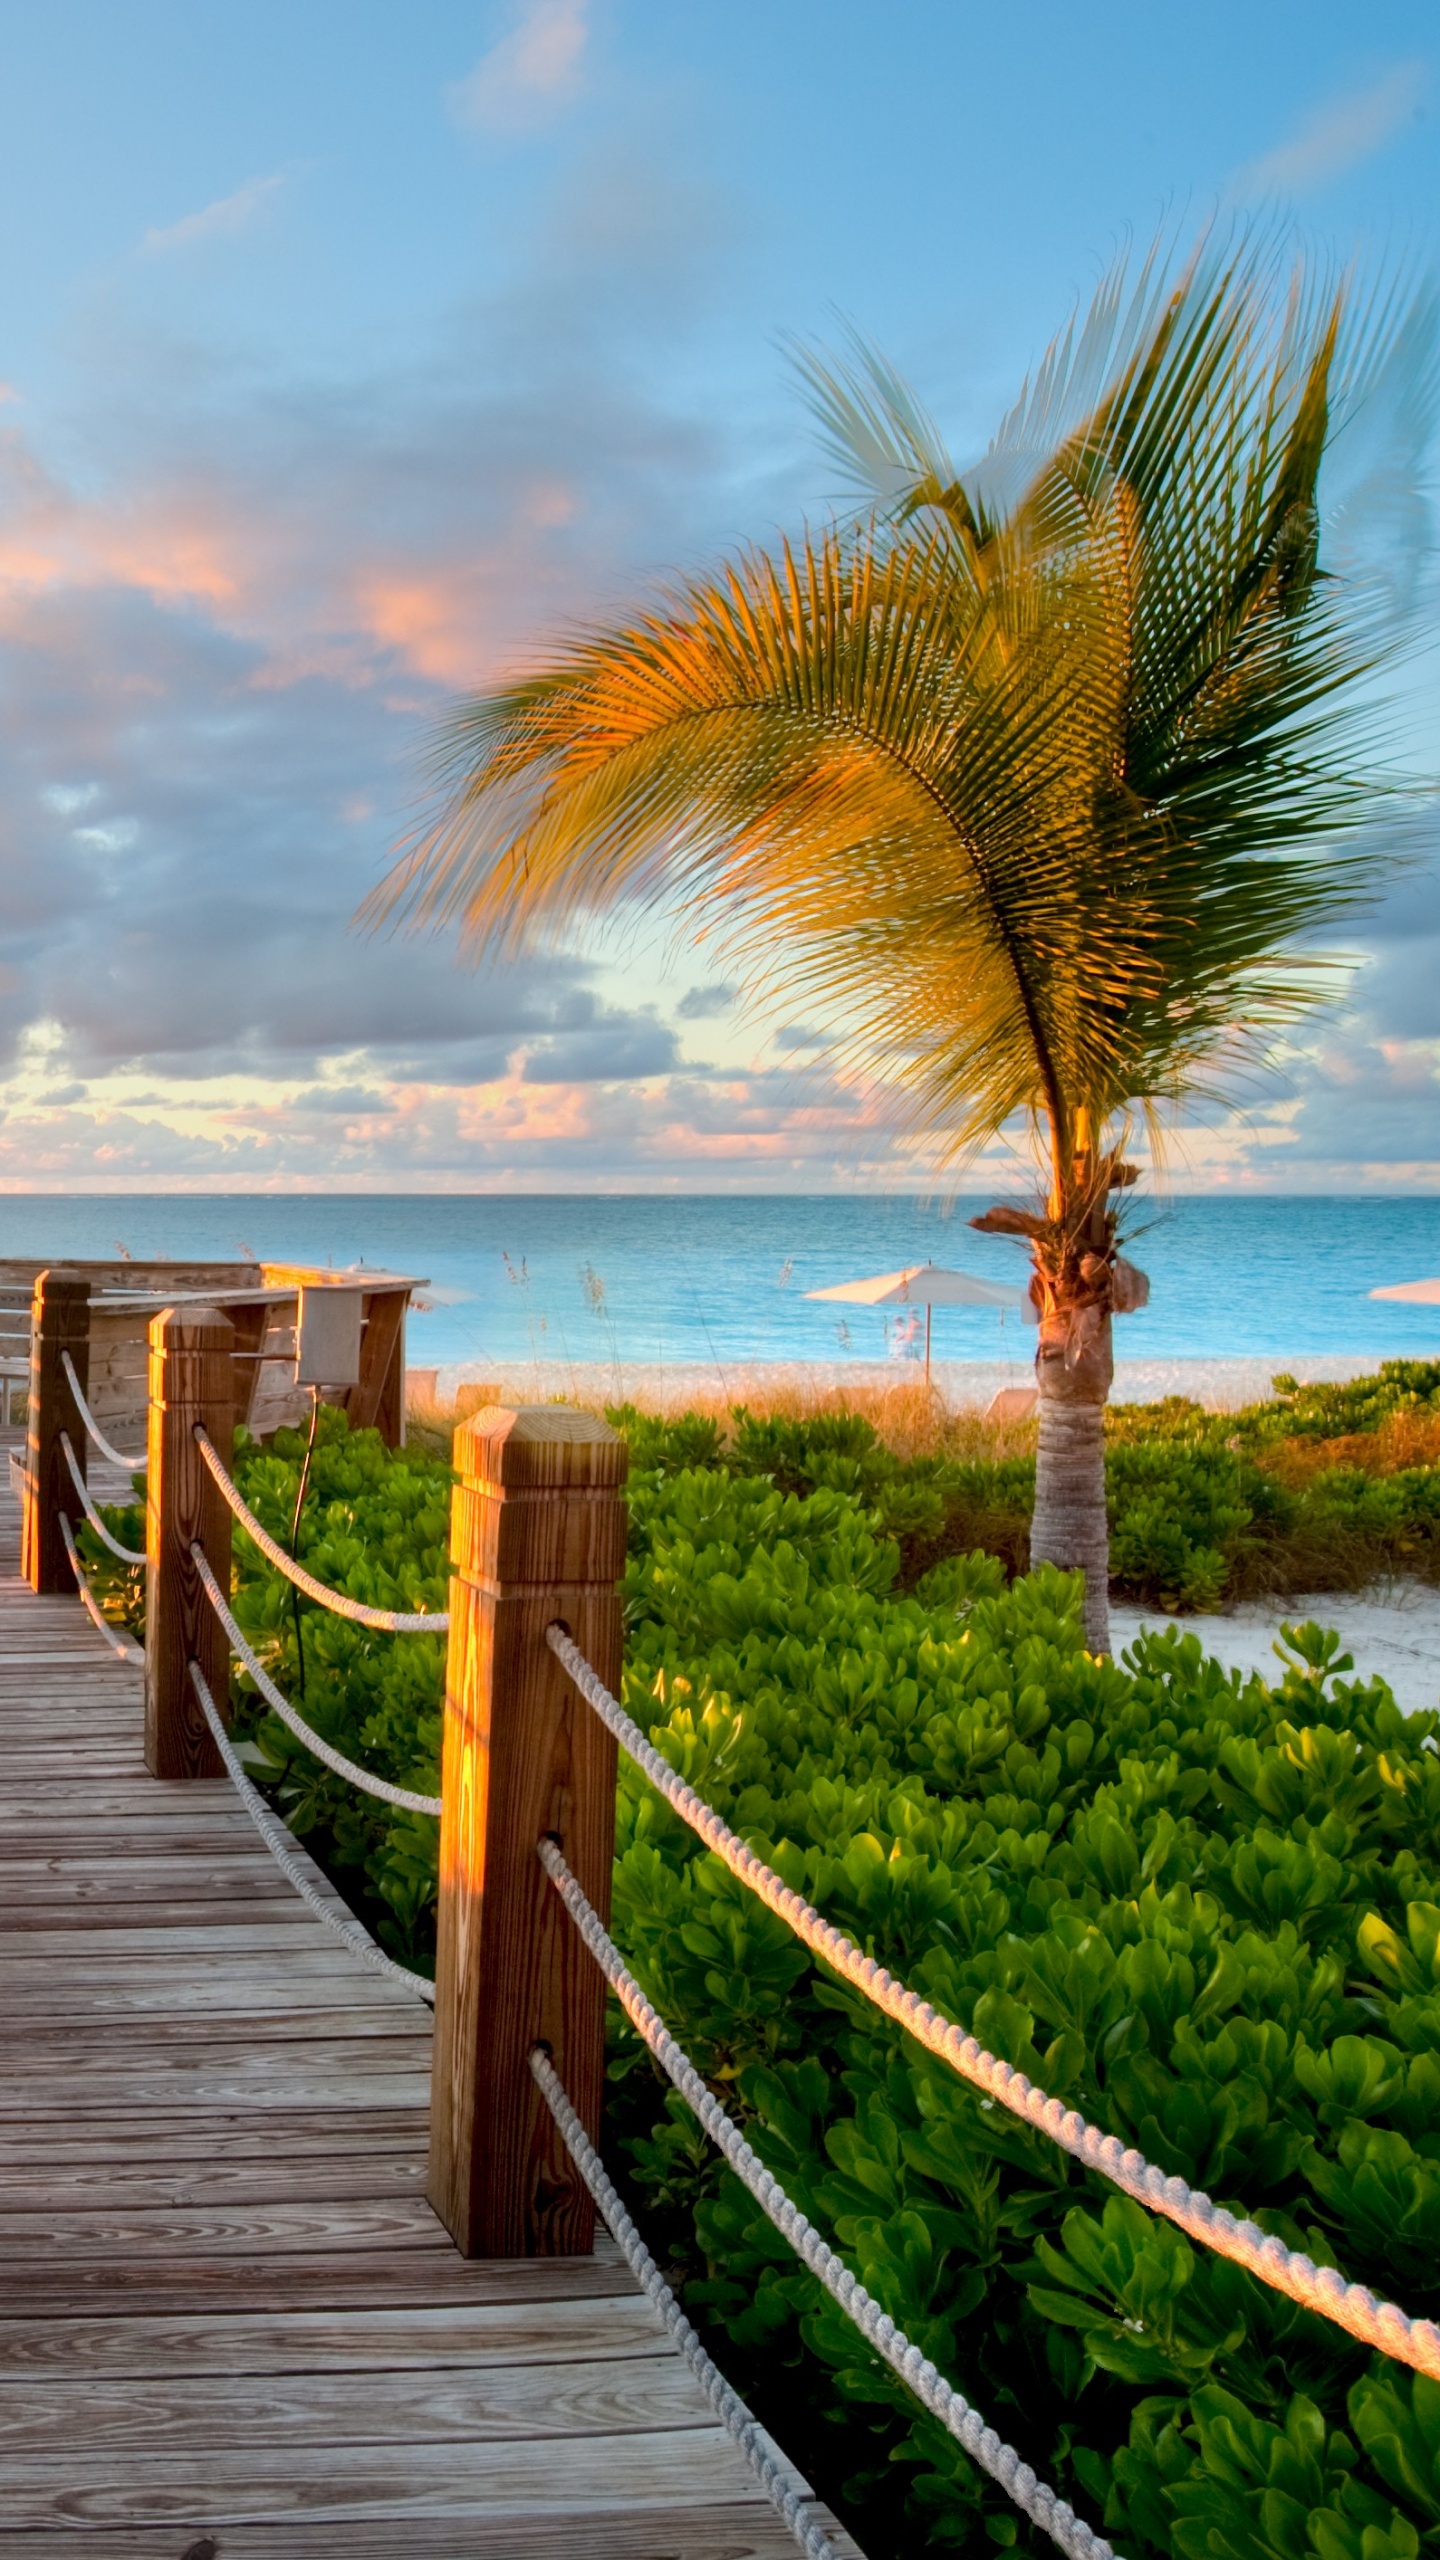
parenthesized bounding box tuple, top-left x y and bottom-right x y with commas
(0, 1442, 852, 2556)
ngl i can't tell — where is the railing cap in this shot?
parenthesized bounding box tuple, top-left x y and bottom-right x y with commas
(147, 1301, 238, 1348)
(455, 1402, 627, 1488)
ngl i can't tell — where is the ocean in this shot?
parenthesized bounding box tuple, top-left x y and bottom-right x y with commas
(0, 1193, 1436, 1379)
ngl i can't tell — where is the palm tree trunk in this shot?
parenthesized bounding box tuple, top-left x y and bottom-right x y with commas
(1030, 1312, 1113, 1653)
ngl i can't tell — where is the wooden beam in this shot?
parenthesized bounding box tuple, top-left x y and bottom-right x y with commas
(144, 1306, 236, 1781)
(22, 1270, 90, 1596)
(349, 1291, 406, 1446)
(429, 1405, 627, 2258)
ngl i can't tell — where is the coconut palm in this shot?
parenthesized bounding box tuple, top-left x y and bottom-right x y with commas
(366, 231, 1432, 1650)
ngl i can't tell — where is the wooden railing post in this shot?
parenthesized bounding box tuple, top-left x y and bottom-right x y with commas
(429, 1405, 628, 2258)
(145, 1305, 236, 1780)
(22, 1268, 91, 1593)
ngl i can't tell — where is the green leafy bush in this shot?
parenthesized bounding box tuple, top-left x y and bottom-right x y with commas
(603, 1451, 1440, 2560)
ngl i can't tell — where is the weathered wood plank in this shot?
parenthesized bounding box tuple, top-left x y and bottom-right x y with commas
(0, 2506, 824, 2558)
(0, 2295, 670, 2375)
(0, 2109, 429, 2161)
(0, 2355, 713, 2450)
(0, 2194, 452, 2258)
(0, 2251, 642, 2317)
(0, 2425, 779, 2525)
(0, 2154, 432, 2211)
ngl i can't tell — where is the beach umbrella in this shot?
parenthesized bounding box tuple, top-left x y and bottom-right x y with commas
(804, 1262, 1022, 1382)
(1369, 1278, 1440, 1304)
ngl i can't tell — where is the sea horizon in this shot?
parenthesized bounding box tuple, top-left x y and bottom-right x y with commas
(0, 1190, 1433, 1376)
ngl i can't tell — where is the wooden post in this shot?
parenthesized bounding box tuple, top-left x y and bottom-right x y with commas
(350, 1288, 407, 1446)
(429, 1405, 628, 2258)
(145, 1305, 236, 1781)
(22, 1269, 91, 1594)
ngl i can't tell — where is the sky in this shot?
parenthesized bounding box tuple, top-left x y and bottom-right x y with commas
(0, 0, 1434, 1194)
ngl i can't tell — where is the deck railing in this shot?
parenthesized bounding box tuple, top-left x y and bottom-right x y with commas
(19, 1280, 1440, 2560)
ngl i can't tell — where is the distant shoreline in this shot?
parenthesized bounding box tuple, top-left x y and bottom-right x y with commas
(426, 1353, 1393, 1412)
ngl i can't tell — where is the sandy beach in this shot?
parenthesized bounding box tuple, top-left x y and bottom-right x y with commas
(433, 1352, 1390, 1412)
(1111, 1586, 1440, 1716)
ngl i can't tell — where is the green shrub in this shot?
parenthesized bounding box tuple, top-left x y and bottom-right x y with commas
(604, 1457, 1440, 2560)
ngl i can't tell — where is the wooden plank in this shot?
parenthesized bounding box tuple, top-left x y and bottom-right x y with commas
(0, 2354, 712, 2451)
(0, 2425, 781, 2525)
(0, 2296, 670, 2376)
(0, 1996, 427, 2037)
(0, 2194, 452, 2258)
(0, 1966, 423, 2012)
(0, 2109, 430, 2161)
(0, 2250, 641, 2317)
(0, 2066, 433, 2114)
(0, 2155, 432, 2211)
(0, 2512, 828, 2560)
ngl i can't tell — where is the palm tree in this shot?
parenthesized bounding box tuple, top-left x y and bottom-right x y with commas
(365, 232, 1432, 1650)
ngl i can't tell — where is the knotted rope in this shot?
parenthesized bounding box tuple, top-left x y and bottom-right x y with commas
(194, 1427, 448, 1633)
(60, 1352, 146, 1471)
(59, 1432, 145, 1564)
(57, 1514, 145, 1665)
(188, 1664, 434, 2002)
(191, 1544, 443, 1817)
(530, 2046, 843, 2560)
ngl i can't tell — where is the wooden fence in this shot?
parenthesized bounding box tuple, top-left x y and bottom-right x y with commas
(20, 1271, 624, 2262)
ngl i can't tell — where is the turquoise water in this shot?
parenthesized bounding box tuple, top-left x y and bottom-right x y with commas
(1, 1194, 1437, 1371)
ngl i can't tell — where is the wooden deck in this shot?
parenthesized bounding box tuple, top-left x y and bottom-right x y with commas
(0, 1443, 854, 2556)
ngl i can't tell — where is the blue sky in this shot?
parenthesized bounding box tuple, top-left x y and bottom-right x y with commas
(0, 0, 1433, 1191)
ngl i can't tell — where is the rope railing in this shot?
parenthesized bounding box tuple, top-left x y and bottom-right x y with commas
(188, 1664, 435, 2003)
(194, 1426, 449, 1634)
(61, 1351, 146, 1472)
(59, 1432, 146, 1565)
(538, 1837, 1112, 2560)
(190, 1542, 443, 1817)
(530, 2045, 843, 2560)
(547, 1624, 1440, 2387)
(57, 1514, 146, 1666)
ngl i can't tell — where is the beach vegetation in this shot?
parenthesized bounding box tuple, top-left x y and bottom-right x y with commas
(365, 227, 1432, 1654)
(80, 1377, 1440, 2555)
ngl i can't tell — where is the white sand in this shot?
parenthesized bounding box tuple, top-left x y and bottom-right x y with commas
(1111, 1586, 1440, 1716)
(437, 1353, 1385, 1412)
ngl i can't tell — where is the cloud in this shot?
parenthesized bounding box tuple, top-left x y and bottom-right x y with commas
(520, 1012, 679, 1082)
(142, 173, 286, 255)
(676, 981, 736, 1020)
(448, 0, 589, 135)
(1233, 61, 1428, 199)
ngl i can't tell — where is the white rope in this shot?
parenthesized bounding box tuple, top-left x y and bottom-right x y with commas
(59, 1432, 146, 1564)
(194, 1427, 448, 1634)
(188, 1664, 435, 2004)
(529, 2046, 843, 2560)
(191, 1543, 443, 1817)
(548, 1626, 1440, 2385)
(58, 1514, 146, 1666)
(539, 1838, 1111, 2560)
(60, 1352, 146, 1471)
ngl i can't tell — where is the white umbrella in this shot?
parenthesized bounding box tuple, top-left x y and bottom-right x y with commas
(804, 1261, 1022, 1382)
(1370, 1278, 1440, 1304)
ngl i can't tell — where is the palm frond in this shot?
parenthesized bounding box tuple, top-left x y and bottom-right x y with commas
(365, 222, 1434, 1202)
